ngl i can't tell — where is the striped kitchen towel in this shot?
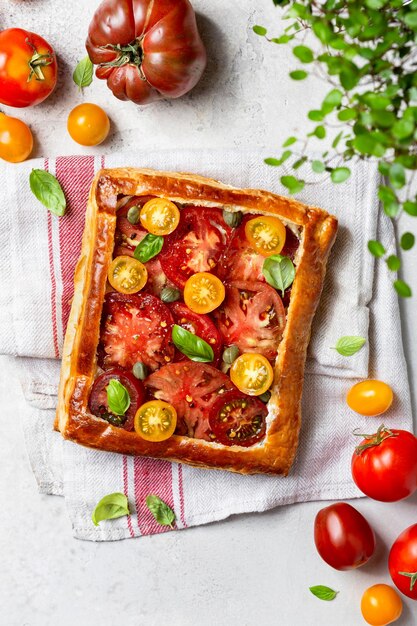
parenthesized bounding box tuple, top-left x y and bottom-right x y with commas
(0, 150, 413, 540)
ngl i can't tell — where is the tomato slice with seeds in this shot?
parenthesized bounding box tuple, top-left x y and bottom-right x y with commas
(212, 280, 286, 361)
(184, 272, 225, 314)
(140, 198, 180, 236)
(145, 362, 235, 440)
(168, 302, 223, 365)
(134, 400, 177, 442)
(108, 255, 148, 294)
(98, 292, 175, 372)
(160, 207, 231, 288)
(209, 390, 267, 447)
(230, 353, 274, 396)
(89, 369, 145, 431)
(245, 216, 286, 256)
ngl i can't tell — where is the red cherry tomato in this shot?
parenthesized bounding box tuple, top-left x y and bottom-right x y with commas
(209, 390, 267, 447)
(168, 302, 223, 365)
(145, 362, 235, 439)
(389, 524, 417, 600)
(351, 425, 417, 502)
(314, 502, 376, 570)
(0, 28, 57, 107)
(86, 0, 206, 105)
(89, 368, 145, 431)
(98, 292, 174, 372)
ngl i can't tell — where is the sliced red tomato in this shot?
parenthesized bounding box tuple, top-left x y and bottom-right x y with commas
(159, 207, 231, 288)
(209, 390, 267, 447)
(98, 292, 174, 372)
(89, 369, 145, 431)
(168, 302, 223, 365)
(212, 280, 286, 361)
(144, 362, 235, 440)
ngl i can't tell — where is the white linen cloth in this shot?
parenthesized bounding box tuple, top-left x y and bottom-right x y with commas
(0, 150, 412, 540)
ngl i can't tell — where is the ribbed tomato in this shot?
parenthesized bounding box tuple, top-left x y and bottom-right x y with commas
(86, 0, 207, 105)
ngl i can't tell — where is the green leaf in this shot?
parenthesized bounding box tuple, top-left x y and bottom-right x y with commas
(389, 163, 406, 189)
(281, 175, 305, 194)
(72, 56, 94, 89)
(92, 493, 129, 527)
(312, 160, 325, 173)
(265, 158, 283, 166)
(290, 70, 308, 80)
(308, 110, 325, 122)
(283, 136, 297, 147)
(332, 131, 344, 149)
(270, 35, 293, 44)
(333, 336, 366, 356)
(404, 201, 417, 217)
(312, 21, 333, 43)
(368, 240, 385, 257)
(386, 255, 401, 271)
(253, 25, 267, 36)
(293, 156, 307, 170)
(404, 12, 417, 28)
(401, 232, 415, 251)
(172, 325, 214, 363)
(106, 379, 130, 416)
(262, 255, 295, 296)
(293, 45, 314, 63)
(29, 170, 66, 216)
(309, 586, 338, 601)
(145, 495, 175, 528)
(394, 280, 412, 298)
(314, 125, 326, 139)
(331, 167, 351, 183)
(392, 118, 414, 140)
(353, 134, 385, 157)
(133, 233, 164, 263)
(338, 108, 357, 121)
(322, 89, 343, 112)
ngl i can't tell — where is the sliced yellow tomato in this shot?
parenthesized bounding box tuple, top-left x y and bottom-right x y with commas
(184, 272, 225, 314)
(245, 216, 286, 256)
(108, 255, 148, 294)
(140, 198, 180, 235)
(230, 353, 274, 396)
(134, 400, 177, 442)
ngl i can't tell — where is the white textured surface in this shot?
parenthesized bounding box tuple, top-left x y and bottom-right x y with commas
(1, 0, 417, 625)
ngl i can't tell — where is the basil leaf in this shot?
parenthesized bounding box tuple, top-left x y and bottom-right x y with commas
(134, 234, 164, 263)
(262, 255, 295, 296)
(106, 379, 130, 416)
(145, 494, 175, 528)
(309, 586, 338, 601)
(172, 325, 214, 363)
(333, 336, 366, 356)
(73, 56, 94, 89)
(29, 169, 66, 216)
(92, 492, 129, 526)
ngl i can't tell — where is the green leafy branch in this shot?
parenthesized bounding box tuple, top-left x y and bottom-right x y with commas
(253, 0, 417, 297)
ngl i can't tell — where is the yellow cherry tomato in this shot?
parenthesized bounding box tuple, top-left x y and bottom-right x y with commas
(347, 380, 393, 416)
(184, 272, 225, 314)
(108, 255, 147, 294)
(139, 198, 180, 236)
(361, 584, 402, 626)
(245, 216, 286, 256)
(0, 112, 33, 163)
(134, 400, 177, 442)
(67, 103, 110, 146)
(230, 353, 274, 396)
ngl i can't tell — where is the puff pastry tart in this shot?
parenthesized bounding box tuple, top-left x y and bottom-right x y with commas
(56, 168, 337, 475)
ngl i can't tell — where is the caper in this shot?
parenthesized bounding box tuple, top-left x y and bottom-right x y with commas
(222, 344, 240, 365)
(258, 390, 272, 404)
(133, 361, 148, 380)
(223, 209, 243, 228)
(161, 286, 181, 303)
(127, 205, 140, 224)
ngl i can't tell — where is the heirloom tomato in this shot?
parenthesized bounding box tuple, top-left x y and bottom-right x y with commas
(389, 524, 417, 600)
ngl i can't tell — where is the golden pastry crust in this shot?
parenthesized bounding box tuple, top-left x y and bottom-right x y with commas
(55, 168, 338, 475)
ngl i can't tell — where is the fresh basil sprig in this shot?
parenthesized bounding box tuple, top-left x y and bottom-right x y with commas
(72, 56, 94, 90)
(29, 169, 66, 216)
(145, 494, 175, 528)
(333, 336, 366, 357)
(262, 254, 295, 296)
(92, 492, 129, 526)
(106, 379, 130, 416)
(134, 234, 164, 263)
(309, 586, 338, 602)
(172, 325, 214, 363)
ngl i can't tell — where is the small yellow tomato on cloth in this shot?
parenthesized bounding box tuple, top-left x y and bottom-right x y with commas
(0, 112, 33, 162)
(347, 379, 393, 416)
(361, 584, 402, 626)
(67, 103, 110, 146)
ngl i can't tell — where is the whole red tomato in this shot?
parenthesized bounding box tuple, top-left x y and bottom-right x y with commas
(0, 28, 58, 107)
(389, 524, 417, 600)
(351, 425, 417, 502)
(86, 0, 206, 105)
(314, 502, 375, 570)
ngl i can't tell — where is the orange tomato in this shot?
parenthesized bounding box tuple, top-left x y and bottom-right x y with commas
(140, 198, 180, 235)
(245, 216, 286, 256)
(347, 380, 393, 416)
(108, 256, 147, 294)
(184, 272, 225, 314)
(230, 353, 274, 396)
(0, 112, 33, 163)
(134, 400, 177, 442)
(67, 103, 110, 146)
(361, 584, 402, 626)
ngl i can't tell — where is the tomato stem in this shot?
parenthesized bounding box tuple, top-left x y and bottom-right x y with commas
(353, 424, 397, 455)
(25, 38, 54, 82)
(99, 41, 145, 77)
(399, 571, 417, 591)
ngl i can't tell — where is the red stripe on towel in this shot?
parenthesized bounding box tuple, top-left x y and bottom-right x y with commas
(133, 457, 174, 535)
(45, 158, 59, 359)
(123, 455, 135, 538)
(178, 464, 187, 528)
